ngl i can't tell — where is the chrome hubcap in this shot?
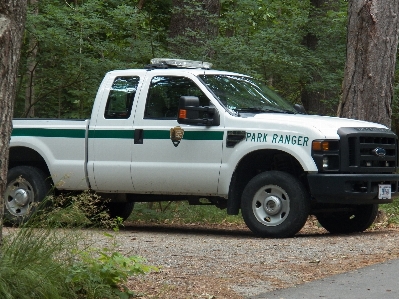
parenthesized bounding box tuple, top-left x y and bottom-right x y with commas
(263, 196, 283, 216)
(5, 179, 34, 216)
(14, 189, 30, 206)
(252, 185, 290, 226)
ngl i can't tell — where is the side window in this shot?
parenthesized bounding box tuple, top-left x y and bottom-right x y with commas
(144, 76, 209, 119)
(104, 76, 140, 119)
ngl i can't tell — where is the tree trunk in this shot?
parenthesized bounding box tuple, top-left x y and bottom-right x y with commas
(24, 0, 38, 118)
(0, 1, 27, 241)
(337, 0, 399, 128)
(168, 0, 220, 56)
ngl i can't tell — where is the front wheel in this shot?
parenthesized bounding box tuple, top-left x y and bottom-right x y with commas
(241, 171, 310, 238)
(4, 166, 52, 225)
(316, 204, 378, 234)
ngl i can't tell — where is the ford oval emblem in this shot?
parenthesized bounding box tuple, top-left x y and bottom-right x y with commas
(372, 147, 386, 157)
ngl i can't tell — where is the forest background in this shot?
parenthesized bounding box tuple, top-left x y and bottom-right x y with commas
(17, 0, 399, 131)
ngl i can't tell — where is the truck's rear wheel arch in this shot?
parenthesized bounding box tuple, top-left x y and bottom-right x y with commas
(8, 147, 51, 183)
(227, 149, 306, 215)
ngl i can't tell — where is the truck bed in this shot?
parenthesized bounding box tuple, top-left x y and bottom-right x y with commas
(11, 118, 90, 190)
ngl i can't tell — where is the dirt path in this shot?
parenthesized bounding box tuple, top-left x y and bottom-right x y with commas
(102, 220, 399, 299)
(4, 218, 398, 298)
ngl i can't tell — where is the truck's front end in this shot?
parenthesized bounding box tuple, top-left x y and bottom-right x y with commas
(150, 59, 399, 237)
(307, 125, 399, 234)
(309, 126, 398, 204)
(178, 64, 399, 237)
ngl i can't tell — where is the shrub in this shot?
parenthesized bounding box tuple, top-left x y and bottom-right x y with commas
(379, 197, 399, 225)
(67, 232, 157, 299)
(0, 192, 156, 299)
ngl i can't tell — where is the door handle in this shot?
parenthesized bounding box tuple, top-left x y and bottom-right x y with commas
(134, 129, 143, 144)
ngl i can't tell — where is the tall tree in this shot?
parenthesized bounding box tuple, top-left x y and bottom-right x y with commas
(301, 0, 346, 115)
(0, 0, 27, 241)
(168, 0, 220, 58)
(24, 0, 38, 118)
(338, 1, 399, 127)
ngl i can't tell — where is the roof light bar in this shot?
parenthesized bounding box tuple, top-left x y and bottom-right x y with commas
(150, 58, 212, 69)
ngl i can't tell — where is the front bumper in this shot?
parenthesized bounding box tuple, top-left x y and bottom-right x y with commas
(307, 173, 399, 204)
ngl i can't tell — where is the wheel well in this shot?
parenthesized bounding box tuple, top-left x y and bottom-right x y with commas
(8, 147, 51, 179)
(227, 149, 306, 215)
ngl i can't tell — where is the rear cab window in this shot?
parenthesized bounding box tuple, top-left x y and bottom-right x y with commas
(104, 76, 140, 119)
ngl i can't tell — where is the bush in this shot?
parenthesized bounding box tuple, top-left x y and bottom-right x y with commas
(0, 227, 73, 299)
(67, 233, 157, 299)
(0, 192, 157, 299)
(128, 200, 244, 225)
(379, 197, 399, 225)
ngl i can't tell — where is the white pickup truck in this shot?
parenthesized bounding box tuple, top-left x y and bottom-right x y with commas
(6, 58, 399, 237)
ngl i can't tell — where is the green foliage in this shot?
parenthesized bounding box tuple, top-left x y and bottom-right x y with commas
(17, 0, 351, 119)
(0, 193, 156, 299)
(128, 201, 244, 225)
(379, 197, 399, 225)
(0, 227, 74, 299)
(67, 233, 158, 299)
(27, 190, 121, 229)
(18, 0, 161, 118)
(301, 0, 348, 114)
(213, 0, 348, 112)
(214, 0, 313, 101)
(391, 65, 399, 133)
(46, 191, 118, 228)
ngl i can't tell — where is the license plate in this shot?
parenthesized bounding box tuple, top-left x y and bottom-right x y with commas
(378, 184, 391, 199)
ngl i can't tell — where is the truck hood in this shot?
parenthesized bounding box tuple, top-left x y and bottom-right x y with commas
(252, 113, 388, 138)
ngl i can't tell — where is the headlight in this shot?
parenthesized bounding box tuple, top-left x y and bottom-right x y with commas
(322, 156, 329, 169)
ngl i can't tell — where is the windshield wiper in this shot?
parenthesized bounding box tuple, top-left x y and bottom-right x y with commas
(234, 107, 295, 114)
(234, 108, 264, 113)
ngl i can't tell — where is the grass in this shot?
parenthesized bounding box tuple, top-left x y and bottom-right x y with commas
(379, 197, 399, 225)
(127, 200, 244, 225)
(128, 198, 399, 228)
(0, 192, 157, 299)
(0, 227, 75, 299)
(2, 194, 397, 299)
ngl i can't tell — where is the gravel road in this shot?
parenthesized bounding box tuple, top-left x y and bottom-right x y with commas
(5, 218, 398, 298)
(81, 219, 399, 299)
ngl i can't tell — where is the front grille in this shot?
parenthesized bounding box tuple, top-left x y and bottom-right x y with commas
(338, 127, 398, 173)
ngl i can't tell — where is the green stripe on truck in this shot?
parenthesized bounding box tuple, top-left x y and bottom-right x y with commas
(12, 128, 224, 141)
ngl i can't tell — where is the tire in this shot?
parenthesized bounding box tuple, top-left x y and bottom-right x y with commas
(105, 201, 135, 221)
(4, 166, 52, 225)
(316, 204, 378, 234)
(241, 171, 310, 238)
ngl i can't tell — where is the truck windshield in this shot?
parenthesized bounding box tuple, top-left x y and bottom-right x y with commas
(199, 74, 297, 114)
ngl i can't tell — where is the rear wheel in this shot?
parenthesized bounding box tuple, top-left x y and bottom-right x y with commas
(105, 201, 135, 221)
(241, 171, 310, 238)
(316, 204, 378, 234)
(4, 166, 52, 225)
(91, 193, 135, 223)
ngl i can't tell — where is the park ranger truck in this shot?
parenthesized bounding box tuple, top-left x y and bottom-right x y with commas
(5, 59, 399, 238)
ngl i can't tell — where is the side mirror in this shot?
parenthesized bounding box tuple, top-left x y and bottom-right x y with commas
(178, 96, 220, 126)
(294, 104, 307, 114)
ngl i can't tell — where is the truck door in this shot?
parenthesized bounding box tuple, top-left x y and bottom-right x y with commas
(88, 75, 141, 191)
(131, 74, 224, 195)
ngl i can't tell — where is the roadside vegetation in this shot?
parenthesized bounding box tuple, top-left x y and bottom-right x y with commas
(379, 197, 399, 225)
(1, 195, 397, 299)
(127, 200, 244, 226)
(128, 198, 399, 228)
(0, 192, 157, 299)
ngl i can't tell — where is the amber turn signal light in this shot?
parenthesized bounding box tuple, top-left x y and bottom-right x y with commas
(179, 109, 187, 119)
(312, 140, 330, 151)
